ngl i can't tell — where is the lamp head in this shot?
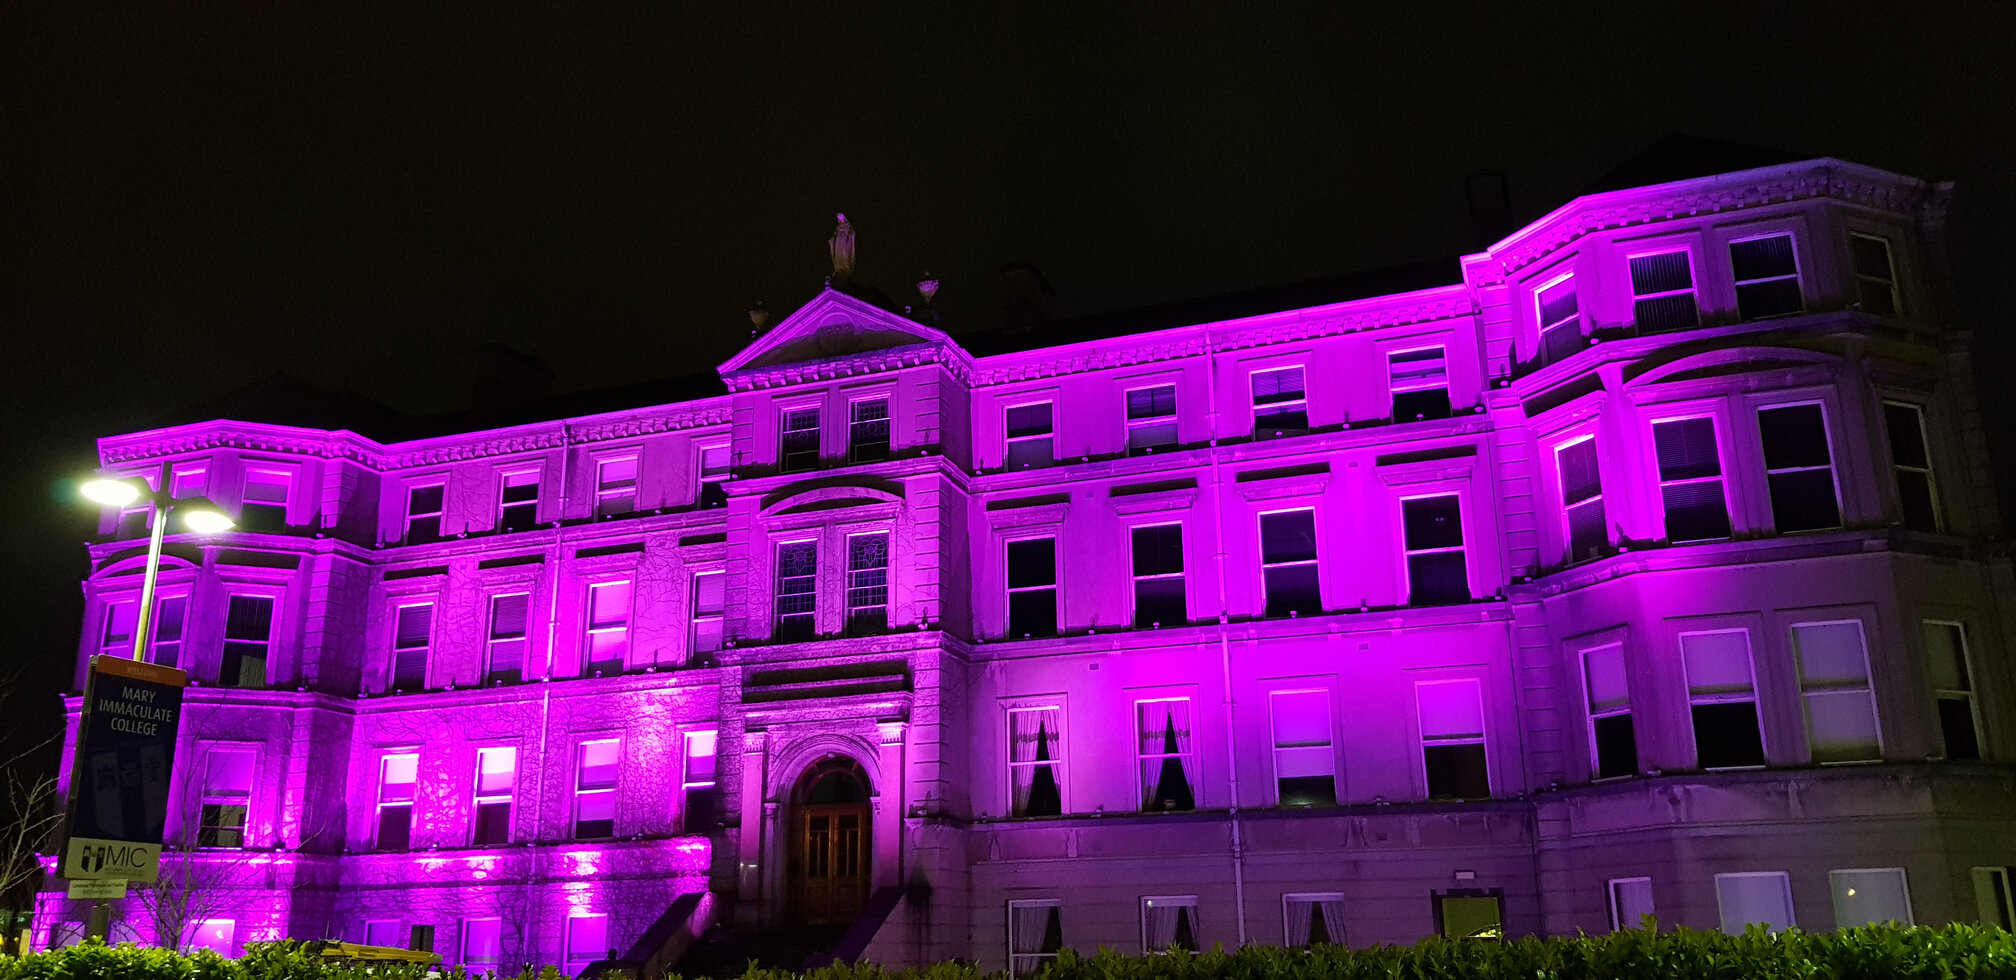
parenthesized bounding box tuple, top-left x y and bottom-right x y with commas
(175, 497, 235, 534)
(80, 477, 147, 508)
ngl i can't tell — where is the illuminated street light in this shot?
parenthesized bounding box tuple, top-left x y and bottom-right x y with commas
(80, 470, 235, 663)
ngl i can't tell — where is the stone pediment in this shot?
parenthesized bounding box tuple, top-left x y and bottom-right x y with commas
(720, 288, 960, 376)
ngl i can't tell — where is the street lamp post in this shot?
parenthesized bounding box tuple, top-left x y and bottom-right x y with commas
(80, 469, 234, 664)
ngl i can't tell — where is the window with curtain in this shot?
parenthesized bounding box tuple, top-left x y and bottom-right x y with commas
(1008, 900, 1063, 978)
(1680, 630, 1765, 768)
(1008, 707, 1063, 818)
(1140, 896, 1198, 952)
(1130, 524, 1186, 627)
(1791, 621, 1880, 763)
(1136, 699, 1197, 812)
(1006, 538, 1058, 638)
(1283, 893, 1344, 947)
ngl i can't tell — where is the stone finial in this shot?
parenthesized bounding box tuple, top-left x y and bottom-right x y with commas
(828, 213, 855, 279)
(917, 273, 939, 302)
(749, 300, 769, 333)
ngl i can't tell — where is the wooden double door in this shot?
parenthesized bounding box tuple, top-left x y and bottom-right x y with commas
(792, 802, 871, 923)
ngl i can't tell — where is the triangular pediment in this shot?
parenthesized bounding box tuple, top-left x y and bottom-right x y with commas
(720, 288, 956, 374)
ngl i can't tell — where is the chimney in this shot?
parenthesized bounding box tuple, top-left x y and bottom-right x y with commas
(999, 262, 1055, 336)
(1465, 169, 1513, 250)
(470, 342, 557, 417)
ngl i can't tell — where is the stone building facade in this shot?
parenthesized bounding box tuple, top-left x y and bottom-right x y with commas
(38, 154, 2016, 970)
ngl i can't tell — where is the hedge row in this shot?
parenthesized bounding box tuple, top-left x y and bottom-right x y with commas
(7, 924, 2016, 980)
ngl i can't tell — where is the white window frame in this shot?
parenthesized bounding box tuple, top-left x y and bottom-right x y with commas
(220, 591, 276, 688)
(1757, 400, 1843, 533)
(1626, 248, 1699, 331)
(1607, 876, 1654, 932)
(680, 729, 718, 831)
(484, 592, 532, 683)
(196, 744, 257, 849)
(390, 600, 434, 691)
(1249, 365, 1308, 437)
(374, 752, 418, 850)
(564, 913, 610, 974)
(1004, 399, 1056, 468)
(844, 531, 891, 630)
(1579, 641, 1633, 780)
(696, 441, 731, 504)
(1134, 696, 1198, 812)
(1005, 704, 1066, 818)
(1387, 345, 1450, 420)
(496, 468, 540, 531)
(1281, 891, 1344, 947)
(404, 482, 446, 542)
(240, 467, 293, 528)
(1535, 272, 1579, 346)
(1128, 521, 1186, 628)
(1399, 492, 1469, 605)
(848, 396, 893, 463)
(1973, 867, 2015, 928)
(1850, 231, 1901, 315)
(774, 538, 819, 638)
(363, 919, 402, 948)
(1679, 628, 1766, 770)
(1714, 871, 1795, 934)
(1139, 894, 1199, 953)
(99, 597, 137, 659)
(1790, 618, 1882, 763)
(1728, 232, 1805, 320)
(1415, 677, 1489, 799)
(1924, 619, 1983, 759)
(1007, 899, 1063, 979)
(1124, 383, 1179, 454)
(573, 738, 620, 840)
(1553, 434, 1606, 563)
(1257, 507, 1321, 616)
(779, 405, 823, 472)
(690, 569, 725, 657)
(583, 580, 632, 675)
(1649, 414, 1731, 542)
(1829, 867, 1913, 929)
(472, 746, 517, 846)
(169, 464, 208, 500)
(593, 455, 639, 518)
(1881, 400, 1941, 531)
(1267, 688, 1336, 805)
(1004, 535, 1059, 639)
(459, 917, 502, 967)
(150, 592, 190, 668)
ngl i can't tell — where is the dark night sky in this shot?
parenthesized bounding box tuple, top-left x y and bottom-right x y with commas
(3, 1, 2014, 760)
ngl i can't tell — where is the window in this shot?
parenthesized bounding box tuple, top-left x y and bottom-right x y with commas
(584, 581, 631, 676)
(681, 730, 718, 832)
(1628, 250, 1698, 333)
(574, 739, 619, 839)
(498, 471, 539, 532)
(198, 746, 255, 847)
(1270, 690, 1335, 805)
(99, 599, 136, 659)
(240, 469, 290, 532)
(1653, 417, 1731, 542)
(1390, 347, 1452, 421)
(151, 596, 188, 668)
(1006, 538, 1058, 638)
(1008, 707, 1063, 818)
(221, 594, 273, 688)
(1126, 385, 1178, 454)
(775, 541, 818, 642)
(1758, 404, 1841, 532)
(169, 465, 208, 500)
(1791, 621, 1880, 763)
(565, 914, 609, 974)
(698, 443, 731, 507)
(408, 925, 436, 953)
(1436, 892, 1503, 940)
(405, 485, 445, 544)
(849, 399, 892, 463)
(1715, 872, 1794, 933)
(391, 603, 433, 691)
(472, 747, 515, 845)
(1283, 893, 1344, 947)
(1130, 524, 1186, 627)
(1259, 510, 1320, 617)
(116, 489, 151, 538)
(1251, 366, 1308, 437)
(1417, 679, 1489, 799)
(594, 457, 638, 518)
(1924, 621, 1982, 760)
(1140, 896, 1198, 952)
(375, 753, 417, 851)
(1005, 402, 1055, 468)
(690, 571, 725, 658)
(781, 407, 821, 472)
(1851, 233, 1900, 315)
(1680, 630, 1765, 768)
(1973, 867, 2014, 928)
(460, 918, 502, 967)
(1008, 900, 1063, 978)
(1831, 868, 1912, 928)
(485, 593, 530, 684)
(846, 533, 890, 633)
(1730, 234, 1804, 320)
(188, 919, 236, 956)
(1136, 699, 1196, 811)
(364, 920, 402, 947)
(1557, 437, 1606, 562)
(1402, 495, 1468, 605)
(1883, 402, 1939, 531)
(1608, 878, 1654, 932)
(1536, 275, 1581, 361)
(1582, 643, 1636, 780)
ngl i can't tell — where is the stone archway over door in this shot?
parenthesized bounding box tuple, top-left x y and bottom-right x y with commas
(789, 757, 873, 925)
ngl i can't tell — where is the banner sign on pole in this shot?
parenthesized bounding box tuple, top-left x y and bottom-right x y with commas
(61, 655, 187, 883)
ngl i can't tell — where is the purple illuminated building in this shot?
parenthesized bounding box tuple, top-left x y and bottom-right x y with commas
(39, 154, 2016, 969)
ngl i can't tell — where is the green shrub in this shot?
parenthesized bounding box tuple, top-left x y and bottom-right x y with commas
(7, 924, 2016, 980)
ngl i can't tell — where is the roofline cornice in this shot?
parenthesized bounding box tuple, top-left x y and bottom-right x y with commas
(721, 342, 977, 392)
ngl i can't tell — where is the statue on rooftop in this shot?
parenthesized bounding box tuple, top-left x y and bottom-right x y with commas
(829, 213, 855, 280)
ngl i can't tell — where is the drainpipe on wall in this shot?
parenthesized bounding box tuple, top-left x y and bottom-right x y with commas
(529, 422, 572, 963)
(1203, 327, 1249, 947)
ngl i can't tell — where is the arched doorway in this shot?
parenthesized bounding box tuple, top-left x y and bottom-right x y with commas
(788, 757, 873, 924)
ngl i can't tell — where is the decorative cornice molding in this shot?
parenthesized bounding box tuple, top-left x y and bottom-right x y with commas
(723, 342, 975, 392)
